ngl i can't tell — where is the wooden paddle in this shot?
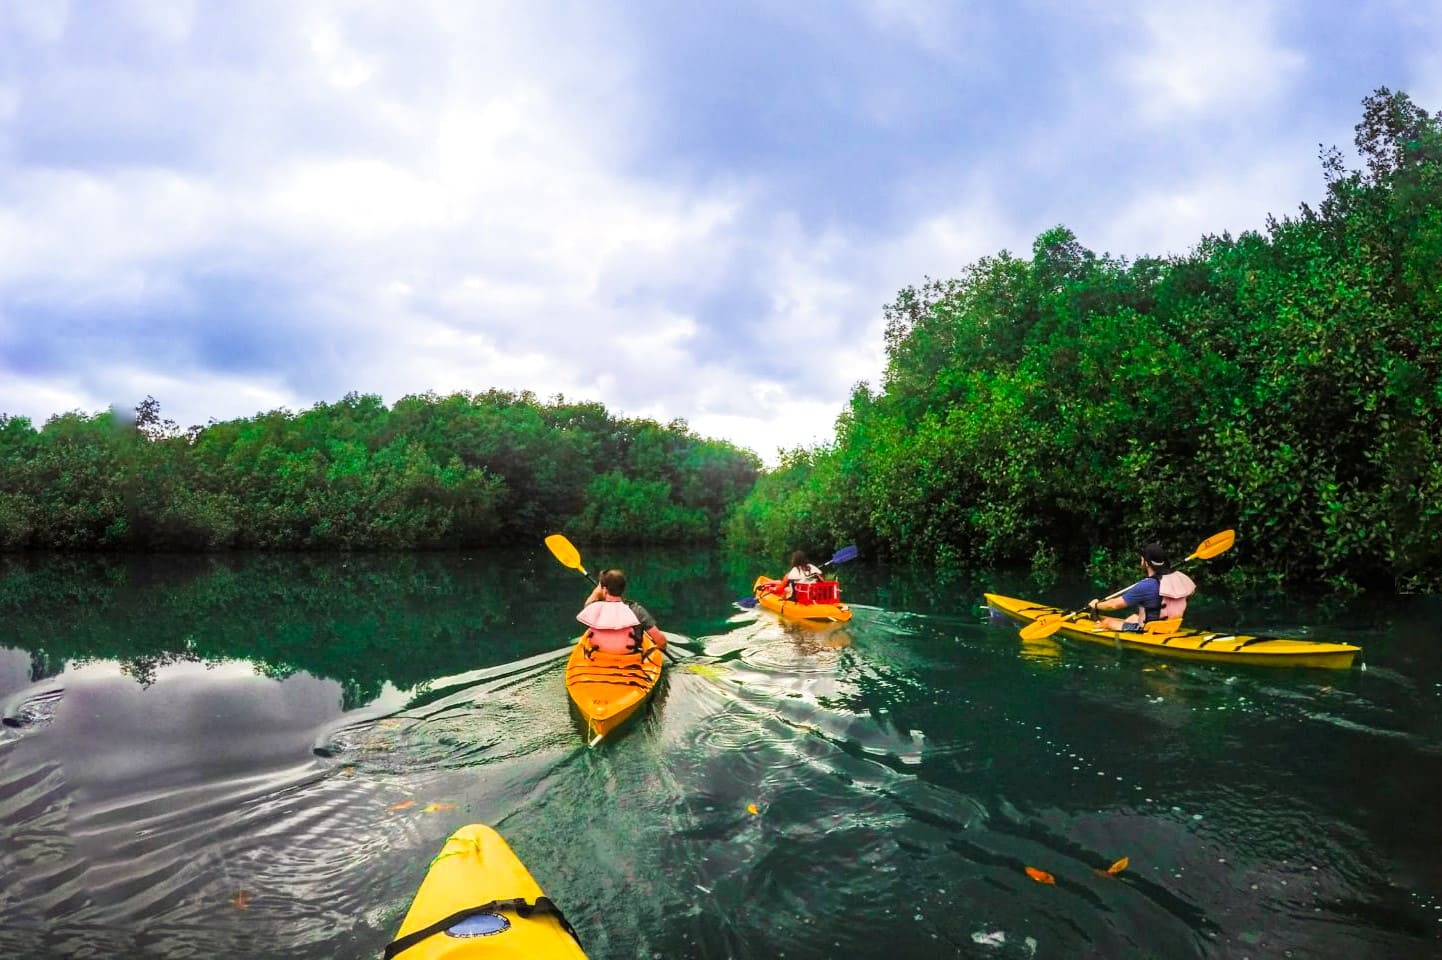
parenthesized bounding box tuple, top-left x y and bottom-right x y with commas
(1017, 530, 1236, 642)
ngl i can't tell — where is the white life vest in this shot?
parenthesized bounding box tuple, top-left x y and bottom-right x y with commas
(577, 600, 641, 653)
(1157, 571, 1196, 619)
(784, 564, 823, 584)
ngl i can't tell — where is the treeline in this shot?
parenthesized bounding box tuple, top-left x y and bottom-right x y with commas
(728, 88, 1442, 591)
(0, 390, 759, 550)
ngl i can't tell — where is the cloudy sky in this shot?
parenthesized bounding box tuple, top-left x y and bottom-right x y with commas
(1, 1, 1437, 463)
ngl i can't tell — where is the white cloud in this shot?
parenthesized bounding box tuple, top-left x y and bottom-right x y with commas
(1, 1, 70, 46)
(0, 169, 227, 300)
(861, 0, 986, 61)
(128, 0, 198, 45)
(1120, 1, 1305, 120)
(0, 1, 1430, 471)
(1094, 153, 1318, 257)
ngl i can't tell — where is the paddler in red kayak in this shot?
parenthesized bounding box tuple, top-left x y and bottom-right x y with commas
(1086, 542, 1196, 633)
(578, 569, 667, 655)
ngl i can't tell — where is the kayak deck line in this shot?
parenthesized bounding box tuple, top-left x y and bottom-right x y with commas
(986, 593, 1361, 669)
(564, 634, 664, 743)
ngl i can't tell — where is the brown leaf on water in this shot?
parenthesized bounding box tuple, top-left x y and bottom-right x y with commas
(421, 802, 456, 814)
(1107, 856, 1130, 876)
(1024, 866, 1055, 885)
(388, 800, 417, 812)
(230, 889, 250, 910)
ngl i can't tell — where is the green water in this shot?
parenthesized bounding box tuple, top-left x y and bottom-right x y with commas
(0, 550, 1438, 958)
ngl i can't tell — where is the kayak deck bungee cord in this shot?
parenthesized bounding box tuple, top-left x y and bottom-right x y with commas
(385, 824, 588, 959)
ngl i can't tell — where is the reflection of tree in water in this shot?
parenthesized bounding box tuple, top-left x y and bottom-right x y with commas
(0, 550, 738, 700)
(28, 648, 66, 683)
(0, 546, 740, 703)
(117, 655, 172, 688)
(0, 553, 533, 698)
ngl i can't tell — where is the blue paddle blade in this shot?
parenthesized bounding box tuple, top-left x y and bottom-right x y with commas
(828, 545, 859, 566)
(736, 596, 759, 608)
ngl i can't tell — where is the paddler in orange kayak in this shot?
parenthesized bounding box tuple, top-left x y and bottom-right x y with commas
(578, 569, 667, 655)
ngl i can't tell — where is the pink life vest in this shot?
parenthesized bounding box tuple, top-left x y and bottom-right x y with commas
(1157, 571, 1196, 619)
(577, 600, 641, 653)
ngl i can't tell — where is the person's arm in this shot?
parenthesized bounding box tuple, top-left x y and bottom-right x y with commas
(584, 582, 603, 604)
(1091, 580, 1155, 616)
(1088, 585, 1137, 615)
(629, 601, 666, 649)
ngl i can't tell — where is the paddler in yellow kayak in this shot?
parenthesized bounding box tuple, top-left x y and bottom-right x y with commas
(578, 569, 667, 656)
(1086, 542, 1196, 634)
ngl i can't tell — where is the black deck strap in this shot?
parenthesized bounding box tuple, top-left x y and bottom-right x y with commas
(1234, 636, 1277, 649)
(383, 896, 580, 958)
(567, 667, 652, 680)
(566, 676, 650, 689)
(1196, 635, 1238, 648)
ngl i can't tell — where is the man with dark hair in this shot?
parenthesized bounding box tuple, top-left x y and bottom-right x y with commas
(1086, 543, 1175, 632)
(577, 569, 667, 653)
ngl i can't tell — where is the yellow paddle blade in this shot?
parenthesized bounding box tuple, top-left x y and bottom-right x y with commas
(1186, 529, 1236, 561)
(1019, 613, 1067, 642)
(544, 533, 587, 576)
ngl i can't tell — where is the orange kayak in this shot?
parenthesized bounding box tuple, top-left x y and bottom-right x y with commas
(563, 634, 664, 745)
(752, 575, 852, 623)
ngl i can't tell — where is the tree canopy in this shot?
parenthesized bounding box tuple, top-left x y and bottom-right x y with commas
(0, 390, 760, 550)
(728, 88, 1442, 591)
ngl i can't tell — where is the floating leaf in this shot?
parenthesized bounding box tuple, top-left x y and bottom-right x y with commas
(388, 800, 417, 812)
(422, 802, 456, 814)
(1024, 866, 1055, 885)
(746, 803, 759, 815)
(1107, 856, 1129, 876)
(230, 889, 250, 911)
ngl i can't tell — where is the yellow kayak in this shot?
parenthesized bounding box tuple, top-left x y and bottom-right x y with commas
(752, 575, 852, 623)
(564, 633, 664, 745)
(985, 593, 1361, 668)
(384, 824, 587, 959)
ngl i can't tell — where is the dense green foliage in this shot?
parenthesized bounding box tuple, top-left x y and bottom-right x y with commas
(0, 391, 758, 550)
(729, 89, 1442, 591)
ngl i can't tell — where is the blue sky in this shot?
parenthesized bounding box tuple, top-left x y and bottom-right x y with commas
(1, 1, 1437, 463)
